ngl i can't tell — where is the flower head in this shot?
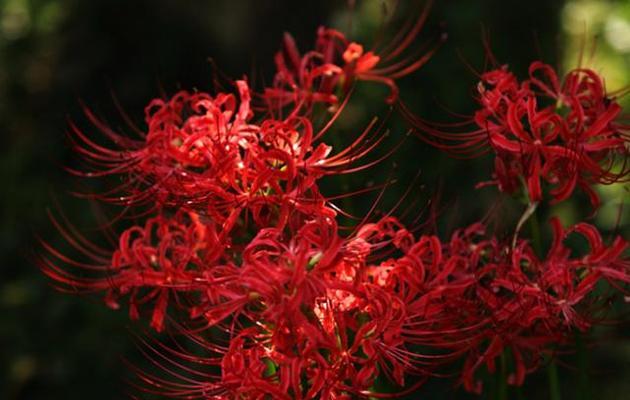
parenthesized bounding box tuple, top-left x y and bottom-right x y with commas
(406, 61, 629, 208)
(262, 1, 442, 113)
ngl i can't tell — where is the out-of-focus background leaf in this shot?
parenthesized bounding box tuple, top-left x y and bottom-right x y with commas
(0, 0, 628, 398)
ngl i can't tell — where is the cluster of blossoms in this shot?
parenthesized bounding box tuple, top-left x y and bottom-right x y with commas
(407, 60, 630, 209)
(39, 3, 630, 399)
(264, 0, 441, 112)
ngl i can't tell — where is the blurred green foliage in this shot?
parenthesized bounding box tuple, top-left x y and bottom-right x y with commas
(0, 0, 628, 399)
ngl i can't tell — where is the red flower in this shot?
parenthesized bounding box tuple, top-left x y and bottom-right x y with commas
(262, 0, 442, 113)
(68, 80, 395, 234)
(528, 62, 629, 207)
(446, 218, 628, 393)
(345, 215, 630, 394)
(405, 62, 629, 207)
(38, 11, 630, 399)
(39, 210, 220, 332)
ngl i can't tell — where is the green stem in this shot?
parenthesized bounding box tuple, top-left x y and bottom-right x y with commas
(490, 365, 498, 400)
(498, 352, 508, 400)
(575, 331, 591, 400)
(527, 203, 542, 253)
(546, 361, 561, 400)
(513, 201, 539, 249)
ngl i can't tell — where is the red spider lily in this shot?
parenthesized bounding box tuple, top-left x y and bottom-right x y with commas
(404, 62, 630, 207)
(334, 214, 629, 395)
(37, 6, 630, 398)
(40, 190, 630, 399)
(216, 216, 442, 397)
(68, 79, 397, 232)
(41, 37, 421, 396)
(112, 215, 451, 399)
(38, 210, 225, 332)
(118, 210, 630, 398)
(528, 62, 630, 206)
(432, 218, 628, 393)
(262, 0, 442, 113)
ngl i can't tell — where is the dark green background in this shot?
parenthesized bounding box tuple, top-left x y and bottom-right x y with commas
(2, 0, 629, 398)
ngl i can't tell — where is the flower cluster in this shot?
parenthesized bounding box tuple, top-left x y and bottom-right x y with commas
(39, 3, 630, 399)
(262, 0, 443, 113)
(407, 61, 629, 208)
(421, 218, 628, 393)
(40, 12, 445, 395)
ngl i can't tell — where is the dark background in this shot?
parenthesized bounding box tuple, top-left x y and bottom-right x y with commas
(2, 0, 629, 398)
